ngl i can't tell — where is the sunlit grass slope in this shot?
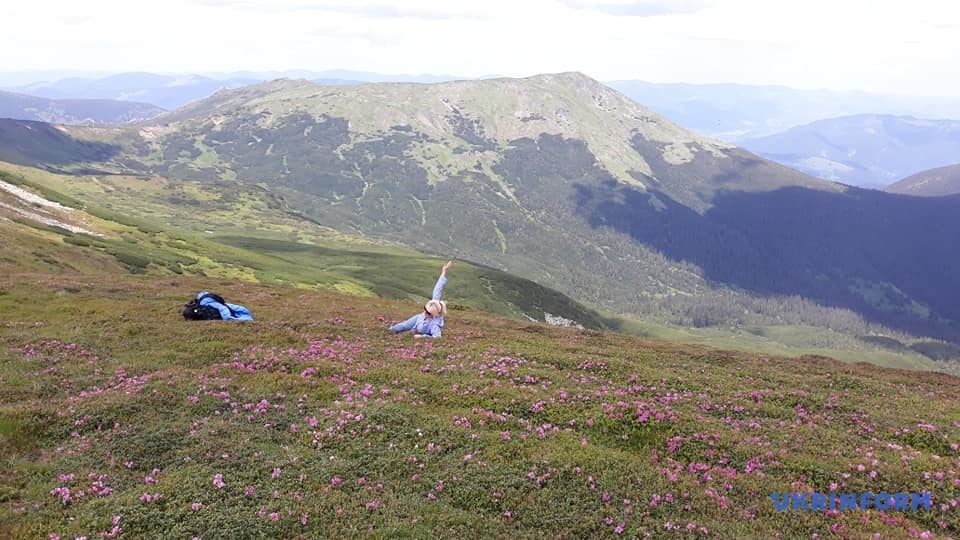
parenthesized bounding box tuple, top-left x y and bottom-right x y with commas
(0, 273, 958, 539)
(0, 162, 606, 329)
(5, 160, 958, 373)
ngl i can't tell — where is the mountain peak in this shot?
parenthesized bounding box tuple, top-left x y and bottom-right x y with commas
(156, 70, 735, 192)
(524, 70, 599, 83)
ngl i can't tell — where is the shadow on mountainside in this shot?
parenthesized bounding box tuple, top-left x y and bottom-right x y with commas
(574, 179, 960, 342)
(0, 119, 120, 171)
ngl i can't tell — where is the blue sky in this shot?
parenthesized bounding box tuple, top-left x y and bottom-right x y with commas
(3, 0, 959, 96)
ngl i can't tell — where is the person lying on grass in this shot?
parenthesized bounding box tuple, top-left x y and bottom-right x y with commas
(389, 260, 452, 339)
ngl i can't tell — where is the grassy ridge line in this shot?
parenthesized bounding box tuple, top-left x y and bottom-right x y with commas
(0, 273, 958, 538)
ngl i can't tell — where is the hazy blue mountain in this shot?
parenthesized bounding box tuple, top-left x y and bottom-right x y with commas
(2, 71, 470, 110)
(0, 90, 163, 124)
(606, 80, 960, 141)
(735, 114, 960, 188)
(5, 72, 261, 110)
(886, 163, 960, 196)
(0, 70, 113, 87)
(3, 73, 960, 345)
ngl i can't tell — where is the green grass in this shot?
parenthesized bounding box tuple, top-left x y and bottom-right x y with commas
(0, 273, 958, 539)
(5, 160, 960, 374)
(0, 161, 606, 330)
(1, 98, 959, 537)
(613, 318, 954, 374)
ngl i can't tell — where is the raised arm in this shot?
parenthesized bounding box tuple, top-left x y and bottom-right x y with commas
(432, 260, 452, 301)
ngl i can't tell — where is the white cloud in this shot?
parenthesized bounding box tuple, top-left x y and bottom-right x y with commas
(1, 0, 958, 96)
(557, 0, 709, 16)
(187, 0, 491, 19)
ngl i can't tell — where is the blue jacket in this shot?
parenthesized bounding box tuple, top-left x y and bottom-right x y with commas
(198, 291, 254, 321)
(390, 275, 446, 338)
(417, 275, 447, 337)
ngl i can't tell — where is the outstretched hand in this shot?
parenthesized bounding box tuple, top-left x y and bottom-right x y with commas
(441, 260, 453, 276)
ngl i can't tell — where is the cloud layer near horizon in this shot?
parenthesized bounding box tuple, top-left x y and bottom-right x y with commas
(3, 0, 959, 96)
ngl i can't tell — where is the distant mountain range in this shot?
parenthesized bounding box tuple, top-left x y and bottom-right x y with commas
(0, 70, 453, 111)
(606, 80, 960, 141)
(734, 115, 960, 189)
(0, 89, 163, 124)
(5, 71, 960, 189)
(7, 70, 960, 135)
(3, 72, 264, 110)
(886, 163, 960, 196)
(3, 72, 959, 345)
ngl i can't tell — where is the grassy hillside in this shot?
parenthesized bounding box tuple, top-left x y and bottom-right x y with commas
(35, 74, 959, 347)
(887, 163, 960, 197)
(0, 272, 958, 538)
(0, 119, 120, 171)
(4, 76, 960, 351)
(0, 161, 607, 329)
(5, 160, 958, 373)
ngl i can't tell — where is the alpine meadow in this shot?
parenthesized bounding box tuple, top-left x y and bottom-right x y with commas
(1, 72, 958, 539)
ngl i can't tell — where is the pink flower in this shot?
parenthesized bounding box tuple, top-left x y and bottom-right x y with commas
(330, 476, 342, 486)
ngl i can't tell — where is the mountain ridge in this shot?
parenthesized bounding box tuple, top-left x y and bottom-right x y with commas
(886, 162, 960, 196)
(736, 114, 960, 188)
(607, 79, 960, 140)
(153, 72, 733, 193)
(139, 72, 840, 213)
(0, 89, 164, 124)
(3, 73, 959, 346)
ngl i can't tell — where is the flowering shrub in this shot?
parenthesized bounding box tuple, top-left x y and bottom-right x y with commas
(1, 279, 958, 538)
